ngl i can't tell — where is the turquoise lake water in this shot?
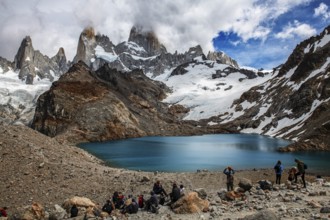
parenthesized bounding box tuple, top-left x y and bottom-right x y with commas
(78, 134, 330, 175)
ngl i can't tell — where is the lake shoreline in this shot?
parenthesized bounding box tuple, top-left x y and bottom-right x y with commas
(79, 134, 330, 176)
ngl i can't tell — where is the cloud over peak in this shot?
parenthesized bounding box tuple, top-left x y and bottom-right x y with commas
(0, 0, 328, 69)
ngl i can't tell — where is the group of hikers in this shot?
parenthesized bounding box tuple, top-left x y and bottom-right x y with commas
(64, 158, 307, 218)
(83, 158, 307, 217)
(70, 180, 185, 217)
(223, 158, 308, 192)
(2, 159, 309, 218)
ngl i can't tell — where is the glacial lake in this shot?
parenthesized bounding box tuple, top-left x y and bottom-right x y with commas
(78, 134, 330, 175)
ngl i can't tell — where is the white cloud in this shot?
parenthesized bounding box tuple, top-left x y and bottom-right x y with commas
(314, 2, 330, 20)
(0, 0, 320, 62)
(275, 20, 317, 39)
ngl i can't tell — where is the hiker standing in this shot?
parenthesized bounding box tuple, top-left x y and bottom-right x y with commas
(294, 158, 306, 188)
(223, 166, 235, 191)
(274, 160, 284, 184)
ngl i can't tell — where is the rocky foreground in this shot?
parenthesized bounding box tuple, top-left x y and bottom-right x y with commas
(1, 124, 330, 220)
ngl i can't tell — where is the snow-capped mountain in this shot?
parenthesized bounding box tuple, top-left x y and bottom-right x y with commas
(72, 26, 239, 76)
(0, 36, 68, 125)
(1, 24, 329, 151)
(0, 25, 239, 125)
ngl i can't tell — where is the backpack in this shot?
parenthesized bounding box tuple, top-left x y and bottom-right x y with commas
(102, 203, 113, 214)
(304, 163, 307, 169)
(275, 165, 281, 172)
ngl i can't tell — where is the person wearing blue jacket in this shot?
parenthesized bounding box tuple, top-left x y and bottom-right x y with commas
(274, 160, 284, 184)
(223, 166, 235, 191)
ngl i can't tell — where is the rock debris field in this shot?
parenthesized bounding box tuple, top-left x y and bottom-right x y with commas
(0, 124, 330, 220)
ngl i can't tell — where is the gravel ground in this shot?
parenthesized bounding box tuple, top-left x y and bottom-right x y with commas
(1, 124, 329, 219)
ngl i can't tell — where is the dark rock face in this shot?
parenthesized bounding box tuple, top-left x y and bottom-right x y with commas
(0, 57, 13, 72)
(13, 36, 68, 84)
(128, 25, 167, 56)
(31, 62, 207, 143)
(207, 51, 239, 68)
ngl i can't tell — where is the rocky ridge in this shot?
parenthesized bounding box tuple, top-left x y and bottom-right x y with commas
(14, 36, 69, 84)
(73, 26, 239, 76)
(213, 25, 330, 151)
(1, 124, 330, 220)
(31, 61, 221, 143)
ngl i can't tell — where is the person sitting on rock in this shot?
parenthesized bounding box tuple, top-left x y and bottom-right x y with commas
(145, 191, 159, 214)
(70, 204, 78, 218)
(112, 191, 125, 209)
(102, 199, 114, 214)
(153, 180, 168, 205)
(0, 207, 8, 217)
(179, 184, 185, 196)
(122, 198, 139, 214)
(223, 166, 235, 191)
(153, 180, 168, 197)
(169, 182, 181, 204)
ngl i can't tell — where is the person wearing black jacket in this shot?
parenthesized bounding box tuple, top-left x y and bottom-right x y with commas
(70, 204, 78, 218)
(170, 183, 181, 203)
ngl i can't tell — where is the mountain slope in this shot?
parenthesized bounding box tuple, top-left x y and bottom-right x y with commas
(221, 26, 330, 151)
(31, 62, 214, 143)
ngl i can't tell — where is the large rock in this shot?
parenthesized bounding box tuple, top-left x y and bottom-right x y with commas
(21, 202, 46, 220)
(62, 196, 95, 210)
(258, 180, 273, 190)
(238, 178, 253, 191)
(171, 192, 209, 214)
(241, 209, 279, 220)
(193, 188, 207, 199)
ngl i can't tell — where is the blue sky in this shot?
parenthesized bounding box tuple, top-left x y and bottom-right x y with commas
(0, 0, 329, 70)
(213, 0, 330, 69)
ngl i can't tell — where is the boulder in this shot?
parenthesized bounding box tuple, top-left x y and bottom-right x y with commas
(171, 192, 209, 214)
(225, 191, 246, 201)
(62, 196, 95, 211)
(258, 180, 273, 190)
(241, 209, 279, 220)
(194, 188, 207, 199)
(21, 202, 45, 220)
(217, 189, 227, 200)
(320, 207, 330, 213)
(51, 204, 67, 219)
(238, 178, 253, 191)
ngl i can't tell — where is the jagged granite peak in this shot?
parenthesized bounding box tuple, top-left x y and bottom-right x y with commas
(0, 56, 14, 73)
(51, 47, 69, 75)
(11, 36, 69, 84)
(73, 26, 97, 66)
(14, 36, 34, 70)
(95, 34, 115, 53)
(128, 25, 167, 56)
(207, 51, 239, 68)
